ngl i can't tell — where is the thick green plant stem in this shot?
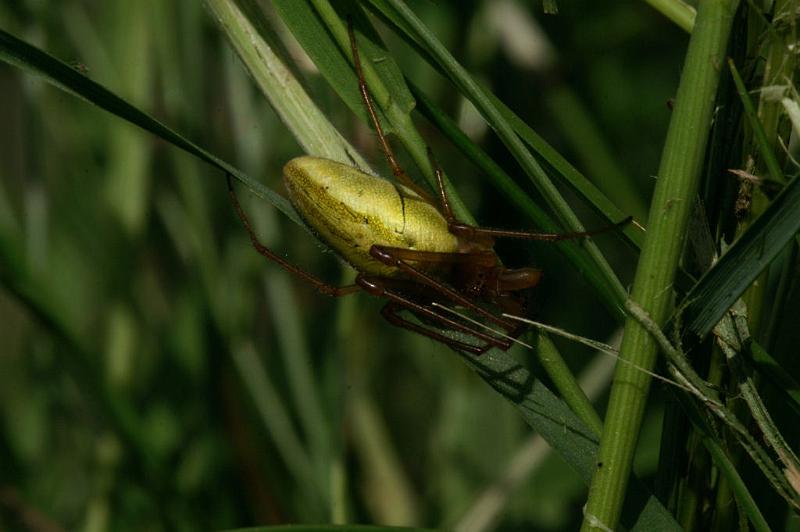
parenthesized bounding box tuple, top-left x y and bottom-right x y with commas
(581, 1, 740, 530)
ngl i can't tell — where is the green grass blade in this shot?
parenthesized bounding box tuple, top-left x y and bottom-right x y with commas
(209, 0, 370, 171)
(644, 0, 696, 32)
(457, 348, 681, 531)
(270, 0, 413, 133)
(535, 334, 603, 436)
(0, 26, 300, 224)
(728, 58, 786, 185)
(681, 174, 800, 338)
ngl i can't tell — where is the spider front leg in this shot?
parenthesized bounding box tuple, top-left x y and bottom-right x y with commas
(447, 216, 634, 242)
(226, 174, 360, 297)
(346, 21, 436, 205)
(425, 147, 634, 242)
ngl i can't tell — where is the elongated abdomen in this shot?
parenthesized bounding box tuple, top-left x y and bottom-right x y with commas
(283, 156, 459, 277)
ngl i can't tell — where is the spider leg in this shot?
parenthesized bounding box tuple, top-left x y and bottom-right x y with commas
(369, 245, 516, 331)
(381, 302, 502, 355)
(346, 21, 435, 204)
(425, 146, 456, 223)
(357, 276, 511, 354)
(423, 119, 633, 242)
(227, 174, 360, 297)
(374, 246, 543, 294)
(447, 217, 633, 242)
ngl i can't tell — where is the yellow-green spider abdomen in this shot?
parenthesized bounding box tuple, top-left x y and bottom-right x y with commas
(283, 156, 459, 278)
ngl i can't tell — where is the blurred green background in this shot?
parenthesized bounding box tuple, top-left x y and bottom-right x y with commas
(0, 1, 686, 530)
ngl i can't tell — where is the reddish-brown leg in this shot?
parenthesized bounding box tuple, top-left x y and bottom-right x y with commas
(372, 245, 543, 305)
(227, 174, 360, 297)
(447, 217, 634, 242)
(426, 147, 457, 223)
(381, 302, 504, 355)
(347, 22, 435, 204)
(369, 245, 518, 331)
(422, 143, 634, 241)
(366, 248, 542, 350)
(366, 246, 544, 352)
(357, 275, 512, 354)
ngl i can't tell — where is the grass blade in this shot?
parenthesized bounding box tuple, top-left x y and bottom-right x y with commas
(644, 0, 696, 32)
(457, 348, 681, 531)
(209, 0, 371, 171)
(728, 58, 786, 185)
(681, 174, 800, 338)
(271, 0, 414, 134)
(0, 26, 299, 223)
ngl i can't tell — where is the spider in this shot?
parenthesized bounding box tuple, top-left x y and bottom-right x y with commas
(227, 22, 630, 355)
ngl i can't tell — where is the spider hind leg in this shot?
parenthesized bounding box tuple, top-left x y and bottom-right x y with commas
(357, 274, 525, 355)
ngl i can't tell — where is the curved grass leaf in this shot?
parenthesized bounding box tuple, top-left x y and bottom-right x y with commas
(681, 174, 800, 337)
(458, 348, 681, 531)
(270, 0, 414, 132)
(0, 26, 302, 225)
(206, 0, 370, 171)
(645, 0, 697, 32)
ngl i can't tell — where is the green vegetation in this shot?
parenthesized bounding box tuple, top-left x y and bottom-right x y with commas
(0, 1, 798, 531)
